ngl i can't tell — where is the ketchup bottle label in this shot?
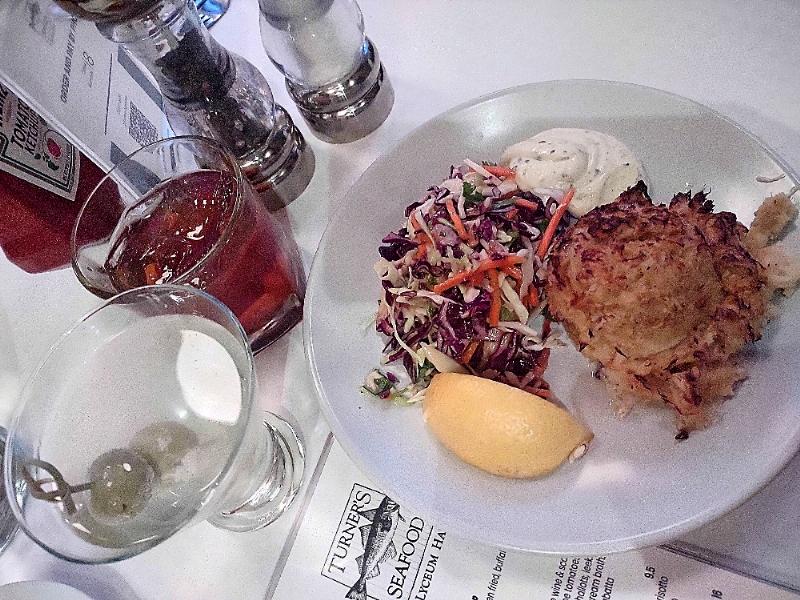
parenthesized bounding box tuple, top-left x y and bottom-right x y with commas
(0, 82, 80, 201)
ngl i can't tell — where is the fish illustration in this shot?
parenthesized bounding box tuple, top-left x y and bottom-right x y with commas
(345, 496, 402, 600)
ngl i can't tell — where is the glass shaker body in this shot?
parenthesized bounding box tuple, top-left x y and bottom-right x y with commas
(258, 0, 365, 90)
(258, 0, 393, 143)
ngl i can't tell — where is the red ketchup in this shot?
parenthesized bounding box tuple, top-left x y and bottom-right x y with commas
(0, 147, 105, 274)
(0, 83, 109, 274)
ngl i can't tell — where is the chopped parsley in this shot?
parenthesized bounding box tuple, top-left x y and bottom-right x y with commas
(361, 370, 394, 398)
(362, 366, 433, 405)
(462, 182, 484, 206)
(417, 359, 436, 384)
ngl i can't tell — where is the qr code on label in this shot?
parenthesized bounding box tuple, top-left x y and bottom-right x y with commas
(128, 101, 159, 147)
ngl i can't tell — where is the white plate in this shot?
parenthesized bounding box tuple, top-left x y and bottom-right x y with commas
(0, 582, 92, 600)
(304, 80, 800, 554)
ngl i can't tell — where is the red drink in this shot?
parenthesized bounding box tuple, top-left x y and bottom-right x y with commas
(73, 136, 306, 350)
(101, 169, 305, 348)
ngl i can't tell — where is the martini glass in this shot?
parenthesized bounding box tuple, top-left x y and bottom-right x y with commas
(0, 427, 19, 555)
(2, 285, 303, 563)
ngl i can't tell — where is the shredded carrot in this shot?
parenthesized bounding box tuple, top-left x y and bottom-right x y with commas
(536, 187, 575, 259)
(409, 211, 421, 233)
(432, 255, 525, 295)
(519, 284, 539, 309)
(410, 232, 427, 258)
(469, 271, 484, 287)
(445, 197, 474, 245)
(525, 287, 539, 308)
(500, 266, 523, 294)
(488, 270, 501, 327)
(483, 165, 516, 179)
(144, 263, 160, 285)
(505, 207, 519, 220)
(501, 265, 522, 280)
(414, 237, 428, 260)
(479, 255, 525, 270)
(461, 339, 480, 364)
(513, 198, 540, 211)
(432, 270, 472, 294)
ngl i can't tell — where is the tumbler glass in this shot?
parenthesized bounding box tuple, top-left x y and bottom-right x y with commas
(71, 136, 306, 353)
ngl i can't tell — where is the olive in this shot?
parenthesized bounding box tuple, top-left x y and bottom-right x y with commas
(131, 421, 198, 475)
(88, 448, 156, 518)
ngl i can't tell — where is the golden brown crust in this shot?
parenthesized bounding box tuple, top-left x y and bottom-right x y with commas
(752, 242, 800, 295)
(745, 192, 798, 251)
(546, 182, 767, 432)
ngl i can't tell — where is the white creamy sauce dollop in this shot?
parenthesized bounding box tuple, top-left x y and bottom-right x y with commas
(501, 128, 644, 217)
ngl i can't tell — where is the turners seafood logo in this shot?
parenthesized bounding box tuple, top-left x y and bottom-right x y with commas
(323, 484, 444, 600)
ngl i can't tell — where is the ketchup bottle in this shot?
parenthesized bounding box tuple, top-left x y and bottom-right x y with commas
(0, 83, 105, 273)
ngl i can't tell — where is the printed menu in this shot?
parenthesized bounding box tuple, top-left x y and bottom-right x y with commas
(269, 437, 798, 600)
(0, 0, 166, 170)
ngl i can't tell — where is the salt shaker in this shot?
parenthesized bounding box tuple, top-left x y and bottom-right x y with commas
(258, 0, 393, 143)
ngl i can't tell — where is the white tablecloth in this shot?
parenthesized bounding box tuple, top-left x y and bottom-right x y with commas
(1, 1, 799, 597)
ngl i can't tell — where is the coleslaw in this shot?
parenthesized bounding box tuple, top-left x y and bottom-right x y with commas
(364, 161, 574, 403)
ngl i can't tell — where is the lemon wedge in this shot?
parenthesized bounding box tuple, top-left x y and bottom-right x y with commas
(423, 373, 592, 478)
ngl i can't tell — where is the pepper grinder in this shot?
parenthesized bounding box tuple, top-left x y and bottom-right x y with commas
(258, 0, 393, 143)
(55, 0, 314, 209)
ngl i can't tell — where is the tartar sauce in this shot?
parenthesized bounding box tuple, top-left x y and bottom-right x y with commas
(501, 128, 644, 217)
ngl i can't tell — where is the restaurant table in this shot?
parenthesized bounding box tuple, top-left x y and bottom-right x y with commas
(1, 1, 800, 598)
